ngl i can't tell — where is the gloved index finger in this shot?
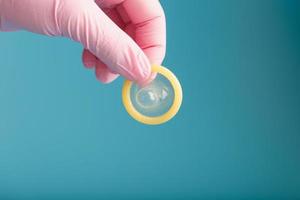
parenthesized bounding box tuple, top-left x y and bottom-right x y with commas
(121, 0, 166, 65)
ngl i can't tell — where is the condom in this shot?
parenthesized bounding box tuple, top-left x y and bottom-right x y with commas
(122, 65, 183, 125)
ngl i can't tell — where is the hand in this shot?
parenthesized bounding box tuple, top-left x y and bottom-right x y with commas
(0, 0, 166, 85)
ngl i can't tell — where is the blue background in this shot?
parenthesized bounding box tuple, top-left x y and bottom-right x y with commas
(0, 0, 300, 199)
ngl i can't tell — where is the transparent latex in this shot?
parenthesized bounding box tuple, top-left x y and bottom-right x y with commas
(130, 74, 175, 117)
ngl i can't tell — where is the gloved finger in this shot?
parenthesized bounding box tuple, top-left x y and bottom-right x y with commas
(97, 5, 157, 85)
(120, 0, 166, 65)
(82, 49, 97, 69)
(81, 8, 124, 70)
(95, 59, 119, 84)
(56, 0, 152, 85)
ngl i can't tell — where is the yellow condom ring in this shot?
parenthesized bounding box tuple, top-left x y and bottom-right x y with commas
(122, 65, 183, 125)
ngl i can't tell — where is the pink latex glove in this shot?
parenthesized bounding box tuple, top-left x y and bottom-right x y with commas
(0, 0, 166, 85)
